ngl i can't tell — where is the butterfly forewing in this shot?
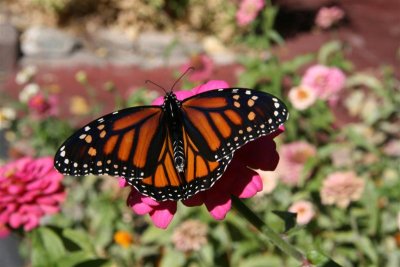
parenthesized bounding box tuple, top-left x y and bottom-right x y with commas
(54, 106, 165, 179)
(181, 88, 288, 161)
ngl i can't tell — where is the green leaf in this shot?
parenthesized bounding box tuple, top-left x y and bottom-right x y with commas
(159, 247, 185, 267)
(75, 259, 110, 267)
(31, 227, 66, 267)
(55, 251, 94, 267)
(141, 226, 171, 245)
(239, 255, 283, 267)
(62, 229, 95, 253)
(306, 250, 342, 267)
(199, 244, 214, 265)
(272, 211, 297, 233)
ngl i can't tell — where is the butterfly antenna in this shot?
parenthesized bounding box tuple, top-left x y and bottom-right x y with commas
(170, 67, 195, 92)
(145, 80, 168, 94)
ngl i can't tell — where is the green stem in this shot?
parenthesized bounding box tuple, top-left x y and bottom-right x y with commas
(231, 195, 306, 263)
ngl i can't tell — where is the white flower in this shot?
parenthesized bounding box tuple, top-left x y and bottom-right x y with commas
(15, 65, 37, 85)
(19, 83, 40, 103)
(0, 107, 16, 129)
(288, 85, 317, 110)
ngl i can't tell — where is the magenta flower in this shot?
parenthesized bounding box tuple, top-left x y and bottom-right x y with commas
(236, 0, 265, 27)
(315, 6, 345, 29)
(28, 92, 59, 118)
(0, 157, 66, 233)
(180, 54, 214, 82)
(301, 64, 346, 106)
(276, 141, 317, 186)
(124, 80, 283, 228)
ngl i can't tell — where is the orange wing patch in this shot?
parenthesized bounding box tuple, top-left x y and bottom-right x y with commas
(118, 129, 135, 161)
(210, 112, 231, 138)
(184, 107, 220, 151)
(113, 108, 160, 131)
(224, 109, 242, 125)
(183, 128, 221, 184)
(133, 114, 159, 168)
(185, 97, 227, 108)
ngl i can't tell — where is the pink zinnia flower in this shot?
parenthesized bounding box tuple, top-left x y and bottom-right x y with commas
(236, 0, 265, 27)
(301, 65, 346, 105)
(276, 141, 317, 186)
(320, 171, 365, 208)
(180, 54, 214, 82)
(288, 85, 317, 110)
(124, 80, 283, 228)
(315, 6, 345, 30)
(289, 200, 315, 225)
(28, 92, 59, 118)
(0, 157, 66, 233)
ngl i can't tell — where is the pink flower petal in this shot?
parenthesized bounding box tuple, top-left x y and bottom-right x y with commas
(192, 80, 230, 94)
(237, 174, 263, 198)
(149, 204, 177, 229)
(205, 196, 232, 220)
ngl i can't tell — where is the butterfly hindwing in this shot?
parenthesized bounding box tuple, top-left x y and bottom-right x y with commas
(54, 106, 165, 179)
(181, 88, 288, 161)
(130, 126, 233, 201)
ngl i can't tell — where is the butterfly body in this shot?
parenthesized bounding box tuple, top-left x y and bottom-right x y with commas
(55, 87, 288, 201)
(162, 92, 186, 174)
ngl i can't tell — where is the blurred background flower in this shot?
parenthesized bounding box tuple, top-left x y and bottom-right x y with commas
(315, 6, 345, 30)
(0, 157, 65, 233)
(236, 0, 265, 27)
(301, 65, 346, 105)
(276, 141, 317, 186)
(320, 171, 365, 208)
(288, 200, 315, 225)
(288, 85, 317, 110)
(172, 220, 208, 252)
(180, 54, 214, 82)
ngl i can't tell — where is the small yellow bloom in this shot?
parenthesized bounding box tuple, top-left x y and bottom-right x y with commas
(114, 230, 133, 248)
(69, 96, 90, 115)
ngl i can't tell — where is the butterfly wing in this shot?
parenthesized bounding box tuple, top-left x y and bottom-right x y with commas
(181, 88, 289, 161)
(130, 125, 233, 201)
(54, 106, 165, 179)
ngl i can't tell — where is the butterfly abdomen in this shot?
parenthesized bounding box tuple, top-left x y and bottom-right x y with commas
(164, 93, 186, 174)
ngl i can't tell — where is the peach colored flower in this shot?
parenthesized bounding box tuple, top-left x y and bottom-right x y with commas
(288, 85, 317, 110)
(172, 220, 208, 252)
(301, 65, 346, 105)
(315, 6, 345, 29)
(0, 157, 66, 232)
(276, 141, 317, 186)
(289, 200, 315, 225)
(255, 170, 278, 195)
(124, 80, 283, 228)
(236, 0, 265, 27)
(180, 54, 214, 82)
(320, 171, 365, 208)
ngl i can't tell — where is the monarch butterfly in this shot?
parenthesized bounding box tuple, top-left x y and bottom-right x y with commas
(54, 78, 288, 202)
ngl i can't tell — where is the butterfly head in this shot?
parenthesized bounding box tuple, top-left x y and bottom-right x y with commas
(162, 92, 181, 111)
